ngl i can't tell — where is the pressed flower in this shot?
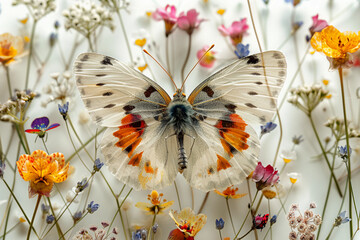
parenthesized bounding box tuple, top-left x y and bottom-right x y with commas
(334, 211, 351, 226)
(87, 201, 100, 213)
(252, 162, 279, 190)
(168, 207, 207, 238)
(311, 25, 360, 69)
(280, 149, 296, 163)
(234, 43, 250, 59)
(46, 215, 55, 224)
(135, 190, 174, 215)
(177, 9, 205, 35)
(73, 211, 83, 223)
(17, 150, 69, 198)
(215, 218, 225, 230)
(287, 172, 300, 184)
(288, 85, 329, 114)
(58, 102, 69, 120)
(153, 5, 178, 36)
(253, 214, 269, 229)
(308, 14, 328, 38)
(262, 186, 277, 199)
(270, 215, 277, 225)
(93, 158, 104, 172)
(25, 117, 60, 139)
(292, 135, 304, 145)
(338, 145, 352, 161)
(0, 160, 5, 178)
(218, 18, 249, 46)
(260, 122, 277, 138)
(0, 33, 25, 65)
(214, 186, 247, 199)
(197, 45, 216, 68)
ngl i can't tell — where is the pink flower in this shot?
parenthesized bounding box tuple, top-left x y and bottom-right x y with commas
(177, 9, 205, 35)
(252, 162, 279, 190)
(309, 14, 328, 36)
(153, 5, 178, 36)
(218, 18, 249, 46)
(196, 46, 216, 68)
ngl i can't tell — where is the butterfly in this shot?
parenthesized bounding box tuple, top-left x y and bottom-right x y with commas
(74, 51, 286, 192)
(25, 117, 60, 139)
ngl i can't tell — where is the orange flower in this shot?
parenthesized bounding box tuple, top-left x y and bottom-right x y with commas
(169, 208, 206, 238)
(17, 150, 69, 198)
(0, 33, 25, 65)
(135, 190, 174, 215)
(214, 186, 247, 199)
(311, 26, 360, 68)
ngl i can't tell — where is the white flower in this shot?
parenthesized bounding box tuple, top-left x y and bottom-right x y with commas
(42, 71, 76, 106)
(12, 0, 56, 20)
(287, 172, 301, 184)
(280, 149, 297, 163)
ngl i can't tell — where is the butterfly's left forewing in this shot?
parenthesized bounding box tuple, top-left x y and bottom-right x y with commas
(185, 51, 286, 191)
(74, 53, 178, 190)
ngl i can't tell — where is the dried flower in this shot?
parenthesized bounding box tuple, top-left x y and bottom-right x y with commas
(307, 14, 328, 40)
(73, 211, 83, 223)
(17, 150, 69, 197)
(285, 0, 301, 7)
(177, 9, 204, 35)
(58, 102, 69, 120)
(46, 215, 55, 224)
(218, 18, 249, 46)
(215, 218, 225, 230)
(214, 186, 247, 199)
(260, 122, 277, 138)
(288, 84, 329, 115)
(234, 43, 250, 59)
(287, 172, 300, 184)
(311, 25, 360, 69)
(292, 135, 304, 145)
(152, 5, 178, 37)
(334, 211, 351, 227)
(42, 72, 76, 106)
(253, 214, 269, 229)
(252, 162, 279, 190)
(168, 208, 207, 238)
(12, 0, 56, 20)
(135, 190, 173, 215)
(0, 160, 5, 178)
(262, 185, 277, 199)
(280, 149, 296, 163)
(270, 215, 277, 225)
(120, 196, 132, 211)
(338, 145, 352, 161)
(0, 33, 25, 65)
(74, 178, 89, 193)
(25, 117, 60, 139)
(87, 201, 99, 213)
(197, 45, 216, 68)
(93, 158, 104, 172)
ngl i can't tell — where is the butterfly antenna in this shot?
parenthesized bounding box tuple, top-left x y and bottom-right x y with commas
(180, 44, 215, 92)
(143, 49, 178, 90)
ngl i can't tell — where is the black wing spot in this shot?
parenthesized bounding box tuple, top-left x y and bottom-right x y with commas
(104, 104, 116, 108)
(246, 55, 260, 64)
(144, 86, 157, 98)
(245, 103, 257, 108)
(75, 63, 83, 69)
(124, 144, 133, 154)
(255, 81, 263, 85)
(251, 72, 261, 75)
(273, 52, 282, 59)
(85, 100, 91, 108)
(248, 91, 258, 95)
(95, 116, 103, 123)
(103, 92, 113, 96)
(278, 60, 285, 67)
(279, 71, 286, 77)
(202, 86, 214, 97)
(123, 105, 135, 113)
(96, 83, 105, 86)
(101, 56, 113, 65)
(80, 54, 89, 61)
(96, 74, 107, 77)
(225, 104, 237, 113)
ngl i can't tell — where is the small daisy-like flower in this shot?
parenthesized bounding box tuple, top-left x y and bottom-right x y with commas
(297, 223, 307, 233)
(260, 121, 277, 138)
(214, 186, 247, 199)
(197, 45, 216, 68)
(218, 18, 249, 46)
(334, 211, 351, 227)
(252, 162, 279, 190)
(253, 214, 269, 230)
(0, 33, 25, 65)
(25, 117, 60, 139)
(304, 210, 314, 219)
(168, 207, 207, 238)
(311, 25, 360, 69)
(135, 190, 174, 215)
(152, 5, 178, 37)
(290, 204, 299, 211)
(17, 150, 69, 198)
(234, 43, 250, 59)
(287, 172, 300, 184)
(177, 9, 205, 35)
(280, 150, 296, 163)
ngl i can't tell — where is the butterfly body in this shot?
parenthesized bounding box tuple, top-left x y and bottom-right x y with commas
(74, 51, 286, 191)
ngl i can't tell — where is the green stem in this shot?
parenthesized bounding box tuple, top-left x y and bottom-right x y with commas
(238, 228, 254, 240)
(233, 191, 259, 240)
(25, 20, 37, 89)
(148, 209, 157, 240)
(197, 192, 209, 214)
(59, 212, 88, 239)
(174, 181, 182, 210)
(47, 197, 64, 239)
(290, 8, 304, 84)
(325, 225, 335, 240)
(41, 138, 49, 154)
(181, 34, 192, 83)
(226, 198, 236, 235)
(87, 33, 94, 52)
(2, 201, 12, 240)
(115, 9, 134, 64)
(4, 65, 12, 97)
(308, 113, 343, 197)
(218, 229, 223, 240)
(338, 67, 354, 236)
(26, 195, 41, 240)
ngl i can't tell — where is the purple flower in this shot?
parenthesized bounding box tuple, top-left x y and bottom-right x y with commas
(73, 211, 82, 222)
(25, 117, 60, 139)
(58, 102, 69, 120)
(46, 215, 55, 224)
(253, 214, 269, 229)
(260, 122, 277, 138)
(0, 160, 5, 178)
(335, 211, 351, 226)
(93, 158, 104, 172)
(87, 201, 99, 213)
(75, 178, 89, 193)
(215, 218, 225, 230)
(234, 43, 250, 59)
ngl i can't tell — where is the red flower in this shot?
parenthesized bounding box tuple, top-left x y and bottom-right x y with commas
(177, 9, 205, 35)
(218, 18, 249, 46)
(252, 162, 279, 190)
(309, 14, 328, 37)
(153, 5, 178, 36)
(253, 214, 269, 230)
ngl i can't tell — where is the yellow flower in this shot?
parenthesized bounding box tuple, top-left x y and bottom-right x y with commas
(311, 26, 360, 59)
(0, 33, 25, 65)
(135, 190, 174, 215)
(262, 186, 277, 199)
(135, 38, 147, 48)
(17, 150, 69, 198)
(169, 207, 207, 237)
(217, 9, 226, 15)
(214, 186, 247, 199)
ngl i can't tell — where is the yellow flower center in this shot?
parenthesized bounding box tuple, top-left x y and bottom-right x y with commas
(217, 9, 225, 15)
(135, 38, 147, 48)
(290, 177, 298, 184)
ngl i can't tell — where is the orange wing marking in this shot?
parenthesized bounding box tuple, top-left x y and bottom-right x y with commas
(216, 154, 231, 171)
